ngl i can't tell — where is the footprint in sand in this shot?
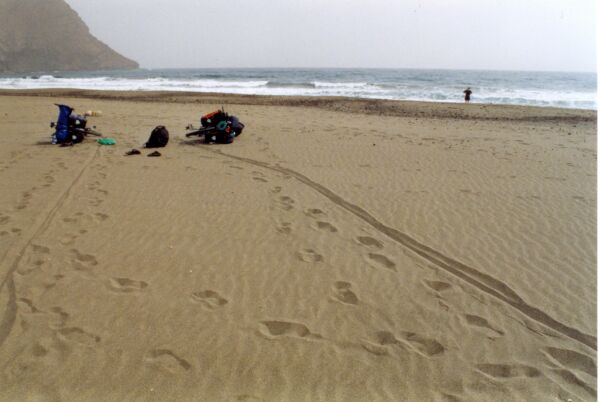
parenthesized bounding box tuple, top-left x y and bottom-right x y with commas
(94, 212, 109, 222)
(366, 253, 396, 271)
(400, 331, 445, 357)
(305, 208, 325, 218)
(437, 300, 450, 312)
(550, 368, 596, 397)
(476, 363, 541, 378)
(362, 331, 402, 356)
(31, 342, 51, 358)
(315, 221, 338, 233)
(145, 349, 192, 372)
(15, 189, 35, 210)
(59, 233, 78, 246)
(331, 281, 358, 305)
(26, 335, 71, 365)
(260, 321, 321, 340)
(276, 222, 292, 235)
(1, 225, 20, 237)
(70, 249, 98, 274)
(424, 280, 452, 292)
(543, 347, 597, 378)
(48, 307, 70, 329)
(108, 277, 148, 293)
(90, 197, 104, 207)
(17, 255, 49, 276)
(464, 314, 504, 337)
(17, 298, 40, 313)
(356, 236, 383, 249)
(253, 177, 268, 183)
(296, 249, 323, 263)
(277, 196, 295, 211)
(191, 290, 228, 310)
(20, 302, 69, 329)
(57, 327, 101, 346)
(363, 330, 445, 358)
(32, 244, 51, 254)
(19, 245, 51, 273)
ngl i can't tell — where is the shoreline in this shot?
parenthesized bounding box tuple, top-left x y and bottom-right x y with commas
(0, 88, 596, 123)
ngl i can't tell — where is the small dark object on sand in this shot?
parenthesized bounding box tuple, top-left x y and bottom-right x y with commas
(125, 149, 141, 155)
(145, 126, 169, 148)
(147, 151, 161, 157)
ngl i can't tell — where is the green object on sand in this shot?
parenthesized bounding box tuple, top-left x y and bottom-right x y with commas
(97, 138, 116, 145)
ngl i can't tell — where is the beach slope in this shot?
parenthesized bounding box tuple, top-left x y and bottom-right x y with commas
(0, 92, 596, 401)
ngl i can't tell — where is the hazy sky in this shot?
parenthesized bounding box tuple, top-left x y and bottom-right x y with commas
(65, 0, 596, 72)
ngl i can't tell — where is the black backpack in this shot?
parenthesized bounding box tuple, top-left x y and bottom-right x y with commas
(145, 126, 169, 148)
(229, 115, 244, 137)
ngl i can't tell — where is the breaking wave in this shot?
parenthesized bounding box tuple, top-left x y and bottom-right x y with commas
(0, 68, 595, 109)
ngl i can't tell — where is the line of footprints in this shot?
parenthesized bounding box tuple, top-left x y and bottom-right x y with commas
(19, 244, 597, 387)
(12, 160, 234, 375)
(0, 159, 71, 239)
(268, 186, 454, 360)
(271, 185, 398, 272)
(16, 173, 597, 387)
(263, 182, 598, 393)
(18, 240, 228, 374)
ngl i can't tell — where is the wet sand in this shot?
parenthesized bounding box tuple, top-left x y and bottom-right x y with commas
(0, 90, 596, 401)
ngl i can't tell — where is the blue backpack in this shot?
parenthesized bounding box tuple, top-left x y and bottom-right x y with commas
(54, 104, 73, 143)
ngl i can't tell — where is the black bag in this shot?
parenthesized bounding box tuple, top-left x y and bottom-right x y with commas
(229, 115, 244, 137)
(146, 126, 169, 148)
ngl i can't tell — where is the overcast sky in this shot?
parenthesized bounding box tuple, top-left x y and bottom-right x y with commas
(65, 0, 596, 72)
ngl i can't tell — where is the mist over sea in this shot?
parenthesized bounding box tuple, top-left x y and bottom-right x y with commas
(0, 68, 596, 110)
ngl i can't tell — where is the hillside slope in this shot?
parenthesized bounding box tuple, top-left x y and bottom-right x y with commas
(0, 0, 138, 73)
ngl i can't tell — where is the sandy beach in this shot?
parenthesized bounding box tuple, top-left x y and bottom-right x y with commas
(0, 90, 596, 401)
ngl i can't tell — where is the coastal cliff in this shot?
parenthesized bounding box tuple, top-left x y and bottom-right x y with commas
(0, 0, 138, 73)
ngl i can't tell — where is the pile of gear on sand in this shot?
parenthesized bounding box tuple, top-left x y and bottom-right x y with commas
(49, 104, 245, 156)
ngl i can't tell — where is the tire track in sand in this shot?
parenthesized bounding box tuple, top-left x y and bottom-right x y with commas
(207, 148, 596, 350)
(0, 146, 101, 348)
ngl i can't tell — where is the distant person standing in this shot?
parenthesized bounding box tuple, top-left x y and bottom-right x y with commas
(463, 87, 472, 103)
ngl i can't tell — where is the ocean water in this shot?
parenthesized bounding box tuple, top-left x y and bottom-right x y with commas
(0, 68, 596, 110)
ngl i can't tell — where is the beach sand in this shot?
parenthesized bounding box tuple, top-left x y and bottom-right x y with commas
(0, 91, 596, 401)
